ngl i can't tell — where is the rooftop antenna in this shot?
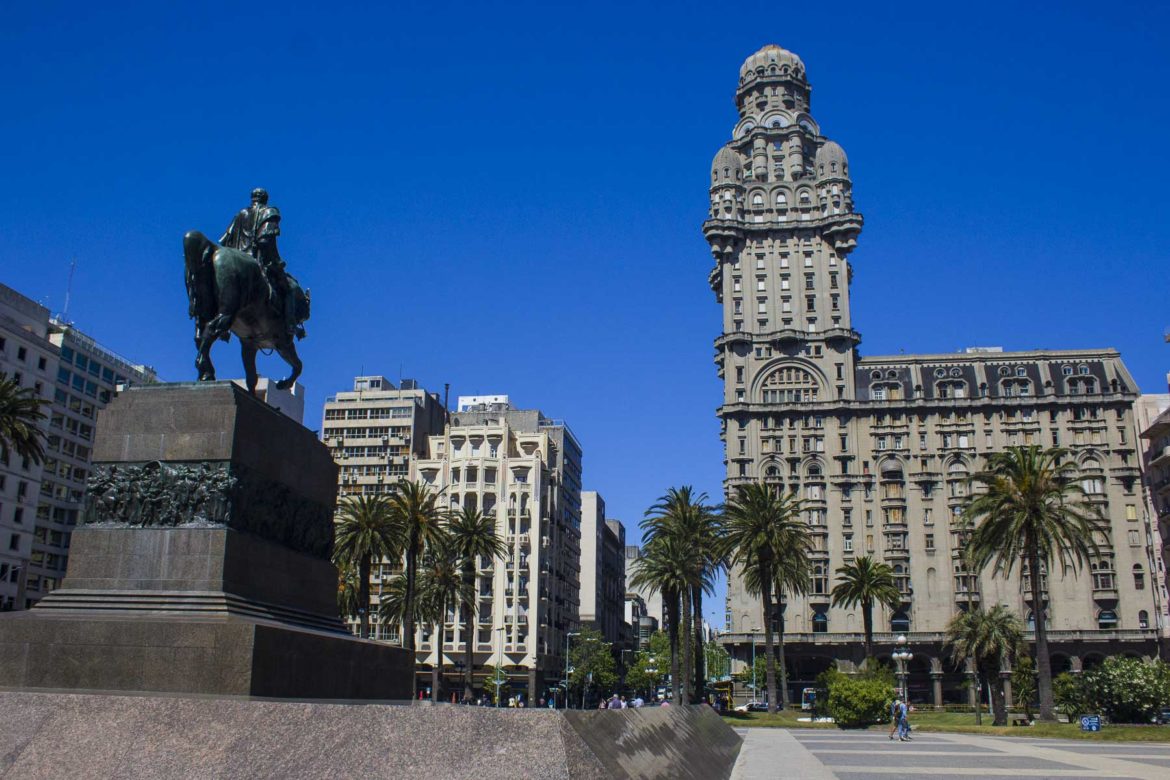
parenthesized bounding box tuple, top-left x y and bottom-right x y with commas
(60, 257, 77, 322)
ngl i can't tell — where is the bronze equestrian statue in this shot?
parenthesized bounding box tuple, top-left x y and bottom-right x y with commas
(184, 188, 310, 394)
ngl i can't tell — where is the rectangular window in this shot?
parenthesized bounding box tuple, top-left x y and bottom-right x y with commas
(757, 301, 767, 314)
(1128, 529, 1140, 546)
(1126, 504, 1137, 521)
(925, 534, 935, 550)
(804, 274, 815, 290)
(843, 535, 853, 552)
(757, 278, 766, 291)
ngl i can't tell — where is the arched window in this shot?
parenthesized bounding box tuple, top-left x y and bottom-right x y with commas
(1133, 564, 1145, 590)
(1097, 609, 1118, 630)
(890, 610, 910, 633)
(1001, 378, 1031, 397)
(776, 192, 788, 207)
(936, 379, 968, 399)
(812, 609, 828, 633)
(1139, 610, 1150, 629)
(760, 365, 820, 403)
(752, 193, 764, 207)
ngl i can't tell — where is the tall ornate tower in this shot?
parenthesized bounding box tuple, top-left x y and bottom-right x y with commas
(705, 44, 863, 485)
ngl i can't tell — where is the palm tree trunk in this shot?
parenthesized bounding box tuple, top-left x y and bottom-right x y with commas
(972, 664, 982, 726)
(761, 578, 778, 715)
(667, 587, 681, 702)
(777, 596, 789, 710)
(1029, 548, 1055, 721)
(462, 562, 476, 703)
(359, 554, 371, 640)
(404, 530, 419, 652)
(692, 586, 705, 704)
(989, 659, 1007, 726)
(432, 595, 444, 703)
(681, 589, 694, 704)
(862, 596, 873, 665)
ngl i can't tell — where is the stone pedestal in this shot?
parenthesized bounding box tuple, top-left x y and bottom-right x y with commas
(0, 382, 411, 699)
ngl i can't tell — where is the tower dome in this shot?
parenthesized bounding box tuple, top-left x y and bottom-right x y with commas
(815, 141, 848, 178)
(739, 45, 805, 84)
(711, 145, 743, 185)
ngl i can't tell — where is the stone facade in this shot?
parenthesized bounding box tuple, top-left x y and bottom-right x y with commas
(708, 46, 1163, 703)
(411, 398, 583, 701)
(1138, 389, 1170, 654)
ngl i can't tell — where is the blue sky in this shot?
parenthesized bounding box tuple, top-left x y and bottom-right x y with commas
(2, 1, 1168, 626)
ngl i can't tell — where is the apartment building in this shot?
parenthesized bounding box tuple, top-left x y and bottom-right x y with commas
(321, 375, 447, 639)
(1138, 389, 1170, 655)
(579, 491, 626, 646)
(1, 284, 156, 610)
(412, 396, 582, 700)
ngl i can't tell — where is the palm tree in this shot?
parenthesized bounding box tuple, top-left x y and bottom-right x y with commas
(418, 530, 470, 703)
(448, 506, 507, 702)
(0, 374, 48, 465)
(641, 486, 721, 703)
(332, 494, 403, 639)
(336, 560, 361, 623)
(748, 540, 811, 709)
(386, 480, 447, 654)
(830, 555, 901, 663)
(629, 534, 689, 703)
(963, 446, 1104, 721)
(945, 605, 1024, 726)
(721, 483, 808, 714)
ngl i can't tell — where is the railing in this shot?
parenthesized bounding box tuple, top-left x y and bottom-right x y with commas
(718, 628, 1160, 646)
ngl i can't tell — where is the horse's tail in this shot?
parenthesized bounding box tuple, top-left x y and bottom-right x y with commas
(183, 230, 216, 321)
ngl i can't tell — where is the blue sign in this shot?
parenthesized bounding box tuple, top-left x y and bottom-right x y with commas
(1079, 715, 1101, 732)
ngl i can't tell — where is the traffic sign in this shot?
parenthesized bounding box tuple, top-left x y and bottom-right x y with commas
(1079, 714, 1101, 732)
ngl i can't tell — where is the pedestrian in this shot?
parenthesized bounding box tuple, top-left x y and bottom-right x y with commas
(888, 697, 901, 741)
(598, 698, 608, 710)
(608, 692, 622, 710)
(538, 697, 545, 708)
(633, 695, 644, 708)
(898, 700, 912, 742)
(619, 695, 628, 709)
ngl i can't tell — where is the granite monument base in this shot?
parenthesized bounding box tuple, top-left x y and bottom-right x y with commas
(0, 692, 742, 779)
(0, 382, 412, 700)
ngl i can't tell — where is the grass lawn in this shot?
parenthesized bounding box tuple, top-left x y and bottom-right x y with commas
(721, 709, 1170, 742)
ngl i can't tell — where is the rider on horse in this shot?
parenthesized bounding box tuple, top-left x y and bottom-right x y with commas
(220, 188, 304, 340)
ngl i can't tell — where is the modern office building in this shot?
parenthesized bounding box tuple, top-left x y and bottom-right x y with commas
(707, 46, 1163, 703)
(1, 284, 157, 610)
(1, 286, 56, 611)
(320, 375, 447, 639)
(579, 491, 626, 646)
(411, 396, 583, 700)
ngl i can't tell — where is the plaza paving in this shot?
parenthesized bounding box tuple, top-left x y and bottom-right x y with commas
(731, 728, 1170, 780)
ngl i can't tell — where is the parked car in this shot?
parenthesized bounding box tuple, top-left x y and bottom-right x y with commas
(734, 700, 770, 713)
(1156, 706, 1170, 725)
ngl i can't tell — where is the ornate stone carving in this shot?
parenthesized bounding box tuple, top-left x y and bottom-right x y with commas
(84, 461, 333, 559)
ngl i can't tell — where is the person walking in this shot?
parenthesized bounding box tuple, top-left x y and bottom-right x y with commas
(888, 698, 901, 741)
(898, 700, 912, 742)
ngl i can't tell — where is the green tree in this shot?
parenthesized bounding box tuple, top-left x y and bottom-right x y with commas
(640, 486, 720, 703)
(721, 483, 809, 714)
(945, 605, 1025, 725)
(704, 640, 731, 683)
(481, 664, 512, 705)
(447, 506, 506, 702)
(963, 446, 1105, 721)
(336, 559, 361, 623)
(332, 494, 403, 639)
(417, 530, 470, 703)
(1012, 655, 1036, 720)
(0, 374, 48, 465)
(830, 555, 901, 663)
(386, 480, 447, 657)
(630, 533, 689, 702)
(568, 627, 618, 705)
(625, 631, 671, 698)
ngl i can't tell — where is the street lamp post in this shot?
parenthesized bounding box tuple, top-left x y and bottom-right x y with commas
(892, 634, 913, 702)
(564, 630, 580, 709)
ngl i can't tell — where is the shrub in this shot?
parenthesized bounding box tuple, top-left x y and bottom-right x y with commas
(1084, 657, 1170, 724)
(1053, 671, 1092, 718)
(827, 675, 892, 729)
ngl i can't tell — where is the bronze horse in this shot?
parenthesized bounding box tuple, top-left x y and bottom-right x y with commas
(183, 230, 309, 394)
